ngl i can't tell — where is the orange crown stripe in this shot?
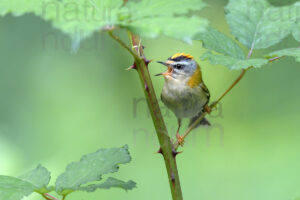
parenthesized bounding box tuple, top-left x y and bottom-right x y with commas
(171, 53, 194, 60)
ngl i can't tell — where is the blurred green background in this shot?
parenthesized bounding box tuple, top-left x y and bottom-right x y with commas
(1, 0, 300, 199)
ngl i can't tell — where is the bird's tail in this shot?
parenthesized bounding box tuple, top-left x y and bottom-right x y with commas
(189, 112, 211, 128)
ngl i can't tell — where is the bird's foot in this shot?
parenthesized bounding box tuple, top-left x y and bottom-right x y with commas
(204, 105, 212, 114)
(176, 133, 185, 146)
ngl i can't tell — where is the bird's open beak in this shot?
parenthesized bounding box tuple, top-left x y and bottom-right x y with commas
(155, 61, 173, 76)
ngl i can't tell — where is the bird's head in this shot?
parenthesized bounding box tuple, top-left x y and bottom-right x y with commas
(156, 53, 202, 86)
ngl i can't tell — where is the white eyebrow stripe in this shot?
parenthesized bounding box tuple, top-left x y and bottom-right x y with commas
(171, 61, 190, 65)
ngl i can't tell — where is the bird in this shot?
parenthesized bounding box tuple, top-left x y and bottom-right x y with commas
(156, 53, 211, 145)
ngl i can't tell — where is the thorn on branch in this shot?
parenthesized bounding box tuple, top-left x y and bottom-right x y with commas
(126, 62, 137, 71)
(145, 82, 149, 92)
(144, 58, 152, 66)
(157, 148, 163, 155)
(172, 149, 182, 157)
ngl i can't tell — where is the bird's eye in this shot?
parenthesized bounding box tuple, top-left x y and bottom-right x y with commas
(174, 64, 183, 70)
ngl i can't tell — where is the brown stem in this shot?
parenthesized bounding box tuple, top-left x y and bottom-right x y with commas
(42, 193, 59, 200)
(269, 56, 282, 62)
(213, 69, 247, 106)
(108, 31, 139, 60)
(109, 30, 183, 200)
(128, 32, 183, 200)
(42, 194, 52, 200)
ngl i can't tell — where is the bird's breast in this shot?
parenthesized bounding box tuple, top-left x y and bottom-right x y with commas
(161, 81, 208, 119)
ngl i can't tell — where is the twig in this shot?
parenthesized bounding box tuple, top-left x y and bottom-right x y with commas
(214, 69, 247, 106)
(247, 46, 254, 59)
(269, 56, 282, 62)
(268, 46, 300, 62)
(41, 194, 52, 200)
(42, 193, 59, 200)
(108, 31, 140, 60)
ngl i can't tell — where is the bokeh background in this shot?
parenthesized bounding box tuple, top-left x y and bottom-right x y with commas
(1, 0, 300, 199)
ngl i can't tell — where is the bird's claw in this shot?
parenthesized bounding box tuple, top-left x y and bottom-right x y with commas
(204, 105, 212, 114)
(176, 133, 184, 146)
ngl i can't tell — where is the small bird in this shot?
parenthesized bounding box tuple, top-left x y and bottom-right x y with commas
(156, 53, 210, 145)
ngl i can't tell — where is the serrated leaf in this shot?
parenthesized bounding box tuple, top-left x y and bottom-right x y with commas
(0, 0, 41, 16)
(201, 51, 268, 70)
(226, 0, 296, 50)
(0, 176, 35, 200)
(0, 0, 124, 42)
(19, 164, 51, 189)
(55, 145, 131, 194)
(292, 21, 300, 42)
(42, 0, 124, 40)
(121, 0, 208, 43)
(269, 48, 300, 62)
(79, 177, 136, 192)
(290, 2, 300, 42)
(124, 0, 206, 20)
(35, 186, 55, 194)
(195, 27, 245, 59)
(0, 0, 208, 45)
(124, 16, 208, 43)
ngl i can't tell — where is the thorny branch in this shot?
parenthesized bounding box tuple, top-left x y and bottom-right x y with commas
(109, 30, 184, 200)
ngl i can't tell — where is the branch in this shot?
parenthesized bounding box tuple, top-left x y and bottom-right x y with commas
(269, 56, 282, 62)
(128, 32, 183, 200)
(42, 193, 59, 200)
(108, 31, 140, 60)
(109, 30, 183, 200)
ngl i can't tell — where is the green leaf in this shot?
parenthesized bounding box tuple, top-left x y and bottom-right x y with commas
(0, 0, 208, 44)
(195, 27, 245, 59)
(0, 0, 124, 41)
(19, 164, 51, 190)
(42, 0, 124, 40)
(0, 0, 41, 16)
(0, 165, 52, 199)
(124, 0, 206, 19)
(55, 145, 132, 195)
(290, 2, 300, 42)
(268, 48, 300, 62)
(201, 51, 268, 70)
(121, 0, 208, 42)
(226, 0, 296, 50)
(0, 176, 35, 200)
(292, 21, 300, 42)
(79, 177, 136, 192)
(124, 16, 208, 43)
